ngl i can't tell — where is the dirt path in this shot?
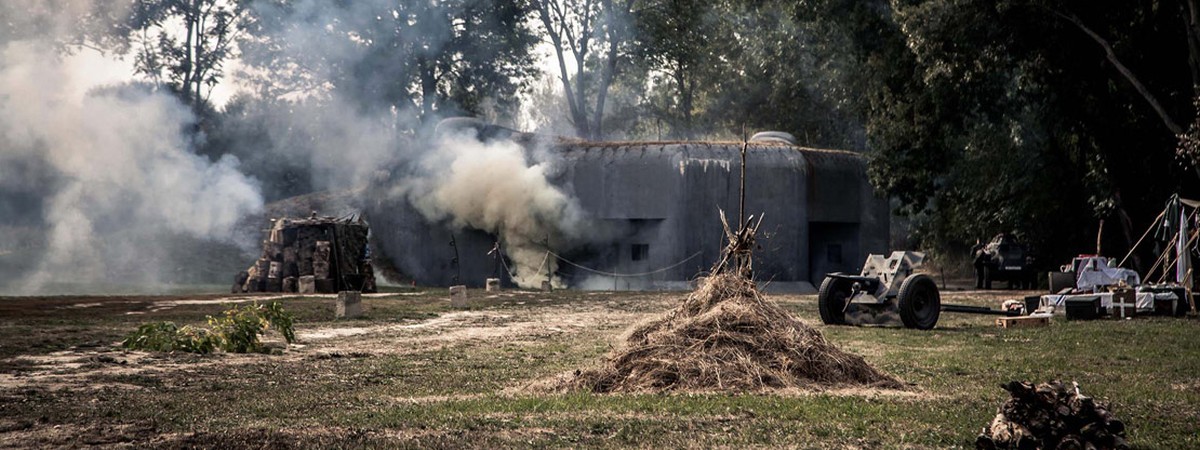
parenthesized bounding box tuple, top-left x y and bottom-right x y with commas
(0, 293, 658, 393)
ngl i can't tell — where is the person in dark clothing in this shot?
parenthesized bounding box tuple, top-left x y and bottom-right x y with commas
(972, 238, 987, 289)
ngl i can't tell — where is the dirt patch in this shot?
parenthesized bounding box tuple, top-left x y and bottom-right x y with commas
(0, 293, 648, 394)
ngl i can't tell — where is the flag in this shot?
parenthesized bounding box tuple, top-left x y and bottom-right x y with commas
(1178, 208, 1190, 286)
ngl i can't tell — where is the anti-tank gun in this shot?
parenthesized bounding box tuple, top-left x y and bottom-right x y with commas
(819, 251, 1027, 330)
(818, 251, 941, 329)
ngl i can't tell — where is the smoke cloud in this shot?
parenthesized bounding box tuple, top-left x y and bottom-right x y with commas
(396, 130, 587, 288)
(0, 1, 263, 293)
(237, 0, 594, 288)
(1, 0, 594, 292)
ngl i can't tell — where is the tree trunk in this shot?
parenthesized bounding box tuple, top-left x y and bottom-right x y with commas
(676, 67, 694, 139)
(535, 0, 589, 138)
(573, 0, 594, 138)
(592, 0, 629, 140)
(182, 0, 197, 105)
(419, 57, 437, 120)
(1114, 191, 1144, 273)
(1059, 11, 1184, 135)
(193, 0, 205, 106)
(1186, 0, 1200, 98)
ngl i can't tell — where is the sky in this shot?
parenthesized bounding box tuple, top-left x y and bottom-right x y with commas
(65, 33, 566, 115)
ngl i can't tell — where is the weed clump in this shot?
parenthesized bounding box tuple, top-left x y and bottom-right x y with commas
(563, 273, 901, 393)
(122, 301, 296, 354)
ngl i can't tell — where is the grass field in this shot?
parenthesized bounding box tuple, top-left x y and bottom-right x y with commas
(0, 287, 1197, 448)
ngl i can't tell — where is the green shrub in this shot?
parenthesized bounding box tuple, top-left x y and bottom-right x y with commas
(121, 322, 216, 353)
(122, 301, 295, 354)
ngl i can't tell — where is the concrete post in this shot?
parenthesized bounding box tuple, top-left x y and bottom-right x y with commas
(449, 285, 468, 308)
(298, 275, 316, 294)
(336, 291, 362, 319)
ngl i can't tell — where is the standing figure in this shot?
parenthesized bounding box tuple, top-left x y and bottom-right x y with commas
(972, 238, 987, 289)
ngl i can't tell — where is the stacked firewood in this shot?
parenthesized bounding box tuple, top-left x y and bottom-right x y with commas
(976, 381, 1128, 450)
(233, 215, 374, 294)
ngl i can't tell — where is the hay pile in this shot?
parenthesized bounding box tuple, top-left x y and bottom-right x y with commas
(564, 273, 901, 393)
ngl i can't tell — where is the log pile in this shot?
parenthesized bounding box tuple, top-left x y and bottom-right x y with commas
(234, 214, 376, 294)
(976, 381, 1129, 450)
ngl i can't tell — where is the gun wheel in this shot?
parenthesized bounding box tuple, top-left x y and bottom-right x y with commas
(897, 274, 940, 330)
(817, 277, 852, 325)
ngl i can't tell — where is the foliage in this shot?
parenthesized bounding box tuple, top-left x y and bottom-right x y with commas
(122, 301, 296, 354)
(128, 0, 243, 109)
(238, 0, 539, 122)
(803, 0, 1199, 267)
(533, 0, 637, 139)
(207, 300, 297, 353)
(631, 0, 712, 139)
(121, 321, 216, 353)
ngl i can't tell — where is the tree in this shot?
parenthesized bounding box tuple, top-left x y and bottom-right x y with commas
(633, 0, 712, 139)
(809, 0, 1198, 269)
(684, 0, 863, 147)
(239, 0, 539, 124)
(129, 0, 242, 111)
(533, 0, 636, 139)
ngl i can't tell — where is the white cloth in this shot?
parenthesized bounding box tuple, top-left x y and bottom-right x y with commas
(1040, 292, 1155, 312)
(1178, 209, 1190, 285)
(1075, 258, 1140, 291)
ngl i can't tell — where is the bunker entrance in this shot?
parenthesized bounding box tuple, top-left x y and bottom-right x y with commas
(809, 222, 860, 282)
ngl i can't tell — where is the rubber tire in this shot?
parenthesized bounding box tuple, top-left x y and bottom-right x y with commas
(817, 276, 852, 325)
(897, 274, 940, 330)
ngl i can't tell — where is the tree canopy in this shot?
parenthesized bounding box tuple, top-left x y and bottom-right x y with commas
(54, 0, 1200, 266)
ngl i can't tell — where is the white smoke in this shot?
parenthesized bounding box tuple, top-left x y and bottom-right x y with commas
(398, 131, 587, 288)
(237, 0, 595, 288)
(0, 2, 264, 293)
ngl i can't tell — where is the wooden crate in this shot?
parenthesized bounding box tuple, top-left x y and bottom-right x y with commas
(995, 316, 1050, 329)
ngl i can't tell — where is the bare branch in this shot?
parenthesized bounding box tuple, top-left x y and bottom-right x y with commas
(1055, 10, 1184, 135)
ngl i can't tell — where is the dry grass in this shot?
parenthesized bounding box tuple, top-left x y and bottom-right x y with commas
(557, 273, 901, 393)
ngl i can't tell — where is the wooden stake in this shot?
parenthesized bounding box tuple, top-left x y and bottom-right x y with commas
(1187, 268, 1198, 315)
(739, 125, 748, 225)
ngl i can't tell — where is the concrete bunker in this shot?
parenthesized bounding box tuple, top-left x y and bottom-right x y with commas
(365, 124, 889, 291)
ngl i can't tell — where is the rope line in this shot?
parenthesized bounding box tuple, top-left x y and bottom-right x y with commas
(534, 251, 551, 277)
(1117, 207, 1167, 268)
(1157, 226, 1200, 284)
(547, 250, 704, 278)
(496, 252, 518, 279)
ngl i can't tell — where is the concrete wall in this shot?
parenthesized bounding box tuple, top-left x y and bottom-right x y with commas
(556, 142, 810, 288)
(366, 138, 888, 289)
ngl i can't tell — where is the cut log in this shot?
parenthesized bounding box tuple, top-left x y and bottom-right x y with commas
(977, 381, 1128, 450)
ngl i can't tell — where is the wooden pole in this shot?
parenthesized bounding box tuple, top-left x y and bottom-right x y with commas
(1186, 268, 1198, 315)
(1096, 219, 1104, 255)
(545, 235, 552, 286)
(739, 125, 747, 225)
